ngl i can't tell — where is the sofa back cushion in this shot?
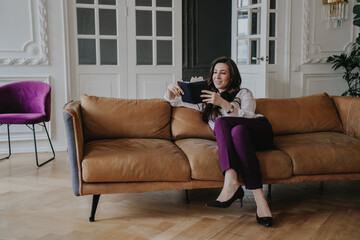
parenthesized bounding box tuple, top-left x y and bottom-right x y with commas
(171, 107, 216, 141)
(81, 95, 171, 141)
(255, 93, 342, 135)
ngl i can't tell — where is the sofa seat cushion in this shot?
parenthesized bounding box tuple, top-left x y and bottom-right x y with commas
(82, 138, 191, 182)
(274, 132, 360, 175)
(175, 138, 293, 181)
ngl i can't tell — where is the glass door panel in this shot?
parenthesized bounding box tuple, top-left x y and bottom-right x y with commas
(99, 0, 116, 5)
(157, 40, 172, 65)
(237, 10, 248, 36)
(77, 8, 95, 34)
(78, 39, 96, 64)
(232, 0, 268, 98)
(250, 39, 259, 64)
(77, 0, 94, 4)
(99, 9, 117, 35)
(136, 0, 152, 7)
(268, 0, 277, 64)
(76, 0, 118, 65)
(136, 40, 153, 65)
(136, 10, 152, 36)
(100, 39, 117, 65)
(156, 11, 172, 36)
(237, 39, 248, 64)
(156, 0, 172, 7)
(235, 1, 262, 65)
(135, 0, 174, 65)
(251, 8, 260, 35)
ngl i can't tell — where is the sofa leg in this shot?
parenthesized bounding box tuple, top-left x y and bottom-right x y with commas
(89, 194, 101, 222)
(267, 184, 272, 200)
(185, 190, 190, 204)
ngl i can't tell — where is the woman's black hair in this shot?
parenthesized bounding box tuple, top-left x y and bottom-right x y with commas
(201, 56, 242, 122)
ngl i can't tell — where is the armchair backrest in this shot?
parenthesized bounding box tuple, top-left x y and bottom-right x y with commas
(0, 81, 51, 121)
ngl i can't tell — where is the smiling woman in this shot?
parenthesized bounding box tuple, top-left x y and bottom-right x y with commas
(165, 56, 274, 227)
(212, 63, 231, 93)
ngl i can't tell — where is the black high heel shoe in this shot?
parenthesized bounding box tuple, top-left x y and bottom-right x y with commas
(256, 214, 273, 227)
(206, 186, 244, 208)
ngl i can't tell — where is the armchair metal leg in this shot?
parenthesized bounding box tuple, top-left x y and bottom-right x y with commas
(29, 123, 55, 167)
(0, 124, 11, 161)
(89, 194, 101, 222)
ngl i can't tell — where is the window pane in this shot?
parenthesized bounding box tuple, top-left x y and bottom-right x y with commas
(136, 0, 152, 6)
(100, 40, 117, 65)
(137, 40, 152, 65)
(156, 0, 172, 7)
(77, 0, 94, 4)
(99, 9, 117, 35)
(269, 40, 275, 64)
(269, 13, 276, 37)
(251, 8, 260, 35)
(77, 8, 95, 34)
(99, 0, 116, 5)
(78, 39, 96, 64)
(251, 0, 261, 4)
(237, 39, 248, 64)
(270, 0, 276, 9)
(238, 0, 248, 7)
(156, 11, 172, 36)
(250, 39, 259, 64)
(136, 10, 152, 36)
(238, 10, 248, 36)
(157, 40, 172, 65)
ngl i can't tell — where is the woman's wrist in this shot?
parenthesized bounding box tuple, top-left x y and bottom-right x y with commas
(166, 91, 174, 100)
(221, 101, 233, 113)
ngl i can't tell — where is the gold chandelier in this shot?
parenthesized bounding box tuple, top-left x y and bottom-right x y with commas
(322, 0, 348, 23)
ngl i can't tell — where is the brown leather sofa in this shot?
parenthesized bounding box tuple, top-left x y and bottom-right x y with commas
(63, 93, 360, 222)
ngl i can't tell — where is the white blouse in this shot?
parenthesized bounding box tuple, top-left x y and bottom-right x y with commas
(164, 88, 263, 130)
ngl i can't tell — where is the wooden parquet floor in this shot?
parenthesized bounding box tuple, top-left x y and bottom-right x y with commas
(0, 151, 359, 240)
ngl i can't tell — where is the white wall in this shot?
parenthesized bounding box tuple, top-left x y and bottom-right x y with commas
(288, 0, 357, 98)
(0, 0, 68, 154)
(0, 0, 357, 154)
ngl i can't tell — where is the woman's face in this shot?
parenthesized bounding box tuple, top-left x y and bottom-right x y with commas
(212, 63, 231, 93)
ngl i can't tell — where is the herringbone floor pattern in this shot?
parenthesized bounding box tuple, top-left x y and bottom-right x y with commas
(0, 151, 359, 240)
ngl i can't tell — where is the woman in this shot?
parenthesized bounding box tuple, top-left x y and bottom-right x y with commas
(165, 57, 274, 227)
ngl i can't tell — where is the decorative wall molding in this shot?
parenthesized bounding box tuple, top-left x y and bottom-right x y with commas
(301, 73, 347, 96)
(302, 0, 311, 64)
(0, 0, 49, 65)
(302, 0, 354, 64)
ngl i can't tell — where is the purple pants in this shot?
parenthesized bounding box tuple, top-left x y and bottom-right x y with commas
(213, 117, 273, 190)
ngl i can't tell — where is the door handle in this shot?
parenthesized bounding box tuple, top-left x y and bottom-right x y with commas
(251, 56, 269, 62)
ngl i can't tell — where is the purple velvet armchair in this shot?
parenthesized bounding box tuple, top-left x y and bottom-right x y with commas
(0, 81, 55, 167)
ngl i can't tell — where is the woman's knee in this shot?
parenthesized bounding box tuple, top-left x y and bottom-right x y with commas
(231, 125, 249, 139)
(214, 117, 231, 131)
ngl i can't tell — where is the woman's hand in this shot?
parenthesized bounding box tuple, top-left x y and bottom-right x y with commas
(201, 90, 225, 106)
(201, 90, 235, 114)
(166, 80, 184, 99)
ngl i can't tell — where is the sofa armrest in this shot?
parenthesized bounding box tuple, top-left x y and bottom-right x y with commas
(332, 96, 360, 140)
(63, 100, 84, 196)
